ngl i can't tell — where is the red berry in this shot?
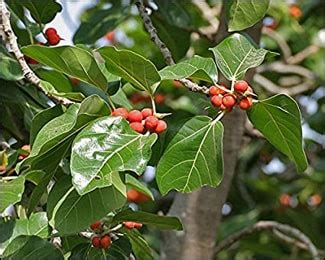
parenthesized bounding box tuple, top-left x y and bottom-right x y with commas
(234, 80, 249, 93)
(239, 97, 253, 110)
(111, 108, 128, 119)
(130, 122, 144, 134)
(100, 235, 111, 249)
(92, 236, 101, 248)
(105, 31, 115, 42)
(45, 27, 57, 36)
(222, 94, 237, 108)
(145, 116, 158, 130)
(47, 34, 61, 46)
(90, 221, 102, 231)
(123, 221, 142, 230)
(128, 110, 143, 122)
(211, 95, 223, 107)
(209, 86, 219, 96)
(141, 108, 153, 119)
(155, 120, 167, 134)
(127, 189, 149, 203)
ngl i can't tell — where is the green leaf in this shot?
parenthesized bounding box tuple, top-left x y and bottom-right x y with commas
(40, 80, 85, 102)
(0, 212, 49, 255)
(0, 54, 23, 81)
(71, 116, 157, 195)
(0, 176, 25, 212)
(228, 0, 270, 32)
(209, 33, 269, 81)
(111, 87, 133, 111)
(125, 175, 154, 201)
(247, 94, 308, 172)
(21, 45, 107, 91)
(112, 209, 183, 230)
(47, 177, 126, 235)
(159, 55, 218, 83)
(30, 105, 64, 146)
(157, 116, 223, 194)
(123, 229, 153, 260)
(3, 235, 63, 260)
(73, 7, 129, 44)
(36, 69, 73, 93)
(97, 46, 161, 94)
(22, 0, 62, 24)
(18, 95, 109, 173)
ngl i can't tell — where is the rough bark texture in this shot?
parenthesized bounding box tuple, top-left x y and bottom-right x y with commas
(162, 5, 263, 260)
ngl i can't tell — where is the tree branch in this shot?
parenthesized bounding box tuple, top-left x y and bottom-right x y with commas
(215, 220, 322, 260)
(0, 1, 73, 105)
(135, 0, 209, 94)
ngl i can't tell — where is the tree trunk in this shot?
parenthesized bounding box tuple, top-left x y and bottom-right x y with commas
(162, 4, 263, 259)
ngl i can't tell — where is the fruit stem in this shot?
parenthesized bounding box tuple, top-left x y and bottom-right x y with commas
(230, 80, 235, 92)
(150, 95, 157, 114)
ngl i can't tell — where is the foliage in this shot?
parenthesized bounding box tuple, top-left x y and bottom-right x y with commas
(0, 0, 324, 259)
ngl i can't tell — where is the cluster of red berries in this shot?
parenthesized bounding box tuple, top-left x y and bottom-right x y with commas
(123, 221, 143, 230)
(90, 221, 111, 249)
(111, 108, 167, 134)
(209, 80, 254, 111)
(45, 27, 62, 46)
(91, 235, 111, 249)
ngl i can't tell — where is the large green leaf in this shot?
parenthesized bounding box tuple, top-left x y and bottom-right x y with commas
(71, 116, 157, 195)
(69, 237, 132, 260)
(73, 7, 129, 44)
(21, 0, 62, 24)
(47, 177, 126, 235)
(97, 46, 161, 94)
(3, 235, 63, 260)
(247, 94, 308, 172)
(18, 95, 109, 173)
(112, 209, 183, 230)
(123, 229, 153, 260)
(0, 212, 49, 255)
(21, 45, 107, 91)
(228, 0, 270, 32)
(0, 177, 25, 213)
(209, 33, 268, 81)
(159, 55, 218, 83)
(157, 116, 223, 194)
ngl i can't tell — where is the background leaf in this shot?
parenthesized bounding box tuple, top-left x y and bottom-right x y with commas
(247, 94, 308, 172)
(209, 33, 268, 80)
(22, 0, 62, 24)
(112, 209, 183, 230)
(228, 0, 270, 32)
(123, 229, 153, 260)
(157, 116, 223, 194)
(47, 177, 126, 235)
(71, 116, 157, 195)
(0, 177, 25, 213)
(21, 45, 107, 91)
(98, 46, 161, 94)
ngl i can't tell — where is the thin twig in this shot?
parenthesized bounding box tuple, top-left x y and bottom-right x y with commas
(215, 220, 321, 260)
(135, 0, 209, 95)
(0, 1, 72, 105)
(287, 45, 320, 65)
